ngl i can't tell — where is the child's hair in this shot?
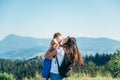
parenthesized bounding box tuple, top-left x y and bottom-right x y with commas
(53, 32, 62, 38)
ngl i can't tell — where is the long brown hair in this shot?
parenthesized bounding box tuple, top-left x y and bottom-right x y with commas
(61, 37, 84, 69)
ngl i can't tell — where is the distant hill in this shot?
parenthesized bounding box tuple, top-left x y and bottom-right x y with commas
(0, 34, 50, 54)
(76, 37, 120, 55)
(0, 34, 120, 59)
(0, 46, 46, 60)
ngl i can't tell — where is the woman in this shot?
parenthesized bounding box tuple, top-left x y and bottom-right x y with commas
(45, 36, 84, 80)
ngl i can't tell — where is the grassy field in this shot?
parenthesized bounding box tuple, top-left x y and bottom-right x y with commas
(23, 73, 120, 80)
(66, 77, 120, 80)
(65, 73, 120, 80)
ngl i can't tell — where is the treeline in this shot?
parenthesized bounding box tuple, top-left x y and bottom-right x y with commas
(81, 50, 120, 78)
(0, 51, 120, 79)
(0, 56, 43, 80)
(84, 52, 113, 66)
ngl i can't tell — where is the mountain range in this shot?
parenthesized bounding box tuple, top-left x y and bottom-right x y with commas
(0, 34, 120, 59)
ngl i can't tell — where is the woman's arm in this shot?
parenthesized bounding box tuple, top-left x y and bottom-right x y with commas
(44, 49, 57, 60)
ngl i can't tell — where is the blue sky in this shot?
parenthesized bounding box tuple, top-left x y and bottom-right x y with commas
(0, 0, 120, 40)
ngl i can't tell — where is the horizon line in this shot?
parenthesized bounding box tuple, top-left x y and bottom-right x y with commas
(0, 33, 120, 42)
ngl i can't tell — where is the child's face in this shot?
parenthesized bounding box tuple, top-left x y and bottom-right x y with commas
(51, 39, 59, 48)
(53, 43, 59, 48)
(52, 35, 62, 48)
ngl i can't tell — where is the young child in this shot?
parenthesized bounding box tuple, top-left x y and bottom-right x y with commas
(51, 38, 59, 48)
(42, 32, 62, 80)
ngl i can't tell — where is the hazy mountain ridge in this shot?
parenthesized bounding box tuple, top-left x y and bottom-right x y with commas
(0, 34, 50, 54)
(0, 46, 46, 60)
(0, 34, 120, 59)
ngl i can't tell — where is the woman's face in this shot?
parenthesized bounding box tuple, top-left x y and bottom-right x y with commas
(62, 37, 68, 45)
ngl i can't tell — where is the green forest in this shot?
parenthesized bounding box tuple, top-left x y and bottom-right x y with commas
(0, 50, 120, 80)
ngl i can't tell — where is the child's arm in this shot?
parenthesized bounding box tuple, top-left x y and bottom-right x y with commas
(45, 47, 53, 55)
(44, 39, 58, 59)
(45, 39, 55, 55)
(44, 49, 57, 60)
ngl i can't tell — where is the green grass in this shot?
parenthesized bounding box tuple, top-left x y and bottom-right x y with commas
(0, 73, 16, 80)
(23, 73, 120, 80)
(65, 73, 120, 80)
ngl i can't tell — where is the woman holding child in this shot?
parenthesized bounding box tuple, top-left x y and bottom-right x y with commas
(42, 32, 83, 80)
